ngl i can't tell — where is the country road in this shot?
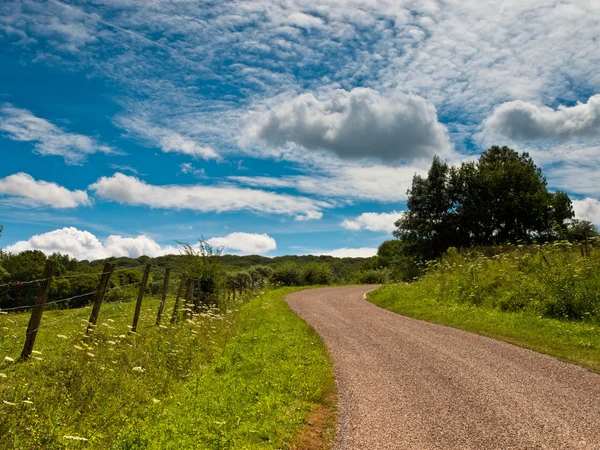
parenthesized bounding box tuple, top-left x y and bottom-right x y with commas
(286, 286, 600, 450)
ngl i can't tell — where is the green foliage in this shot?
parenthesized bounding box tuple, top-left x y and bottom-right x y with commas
(302, 263, 334, 285)
(0, 289, 334, 449)
(395, 147, 575, 260)
(178, 239, 224, 303)
(271, 263, 305, 287)
(376, 239, 422, 281)
(383, 240, 600, 323)
(355, 267, 392, 284)
(562, 219, 599, 242)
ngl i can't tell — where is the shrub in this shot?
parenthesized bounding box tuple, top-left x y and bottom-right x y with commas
(302, 263, 334, 285)
(356, 268, 392, 284)
(271, 263, 304, 287)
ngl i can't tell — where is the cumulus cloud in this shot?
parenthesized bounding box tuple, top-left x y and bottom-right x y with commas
(89, 173, 329, 219)
(0, 172, 90, 208)
(3, 227, 179, 260)
(573, 198, 600, 225)
(0, 103, 113, 164)
(118, 117, 220, 160)
(481, 95, 600, 142)
(243, 88, 451, 162)
(206, 232, 276, 255)
(341, 211, 402, 233)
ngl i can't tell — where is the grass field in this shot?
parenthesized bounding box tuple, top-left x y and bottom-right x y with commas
(369, 243, 600, 373)
(0, 288, 335, 449)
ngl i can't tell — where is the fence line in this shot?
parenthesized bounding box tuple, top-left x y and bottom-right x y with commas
(0, 260, 235, 359)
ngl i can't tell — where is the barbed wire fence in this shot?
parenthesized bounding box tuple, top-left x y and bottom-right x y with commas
(0, 257, 205, 359)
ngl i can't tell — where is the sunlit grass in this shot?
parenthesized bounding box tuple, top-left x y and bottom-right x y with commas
(0, 288, 334, 449)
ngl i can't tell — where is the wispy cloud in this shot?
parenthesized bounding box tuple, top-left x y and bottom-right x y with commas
(117, 117, 221, 160)
(0, 103, 113, 164)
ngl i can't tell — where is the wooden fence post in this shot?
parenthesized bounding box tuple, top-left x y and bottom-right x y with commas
(87, 262, 116, 334)
(131, 263, 151, 333)
(193, 278, 200, 313)
(183, 278, 194, 320)
(156, 267, 171, 325)
(170, 274, 187, 324)
(20, 260, 56, 360)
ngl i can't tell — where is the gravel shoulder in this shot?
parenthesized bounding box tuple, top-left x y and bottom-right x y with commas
(286, 286, 600, 450)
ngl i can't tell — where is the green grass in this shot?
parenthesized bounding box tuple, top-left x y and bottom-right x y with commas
(369, 244, 600, 373)
(0, 288, 335, 449)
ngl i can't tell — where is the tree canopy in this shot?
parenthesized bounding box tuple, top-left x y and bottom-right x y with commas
(394, 146, 574, 260)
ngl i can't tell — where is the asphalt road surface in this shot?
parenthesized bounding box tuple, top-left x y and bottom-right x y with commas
(286, 286, 600, 449)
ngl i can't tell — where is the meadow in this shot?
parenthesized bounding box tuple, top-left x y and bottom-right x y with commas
(370, 239, 600, 372)
(0, 288, 334, 449)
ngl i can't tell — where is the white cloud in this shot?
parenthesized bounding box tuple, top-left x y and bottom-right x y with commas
(206, 232, 276, 255)
(89, 173, 329, 218)
(117, 117, 220, 160)
(0, 103, 113, 164)
(179, 163, 207, 178)
(286, 12, 325, 30)
(3, 227, 179, 260)
(295, 211, 323, 221)
(573, 198, 600, 225)
(243, 88, 451, 162)
(314, 247, 378, 258)
(480, 95, 600, 142)
(230, 162, 425, 203)
(341, 211, 402, 233)
(0, 172, 90, 208)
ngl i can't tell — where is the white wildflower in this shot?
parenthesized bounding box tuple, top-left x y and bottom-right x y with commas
(86, 352, 95, 358)
(23, 400, 33, 405)
(0, 373, 6, 378)
(31, 350, 42, 355)
(132, 366, 145, 373)
(73, 345, 83, 350)
(63, 435, 88, 442)
(57, 334, 68, 339)
(4, 356, 14, 363)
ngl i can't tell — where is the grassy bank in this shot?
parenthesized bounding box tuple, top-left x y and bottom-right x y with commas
(369, 243, 600, 372)
(0, 288, 335, 449)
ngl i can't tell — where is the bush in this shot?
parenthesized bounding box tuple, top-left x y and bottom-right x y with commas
(425, 240, 600, 323)
(356, 268, 392, 284)
(302, 263, 334, 285)
(271, 263, 304, 287)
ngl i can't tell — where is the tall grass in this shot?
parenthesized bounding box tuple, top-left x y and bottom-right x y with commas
(0, 288, 334, 449)
(420, 239, 600, 322)
(369, 238, 600, 372)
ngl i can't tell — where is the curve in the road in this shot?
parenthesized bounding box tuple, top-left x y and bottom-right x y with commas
(287, 285, 600, 450)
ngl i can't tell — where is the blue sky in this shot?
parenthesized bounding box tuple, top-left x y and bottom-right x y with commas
(1, 0, 599, 259)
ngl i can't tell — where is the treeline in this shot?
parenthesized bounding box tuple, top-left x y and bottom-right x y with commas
(0, 243, 380, 311)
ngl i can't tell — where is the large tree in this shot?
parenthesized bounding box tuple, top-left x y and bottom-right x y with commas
(394, 146, 574, 259)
